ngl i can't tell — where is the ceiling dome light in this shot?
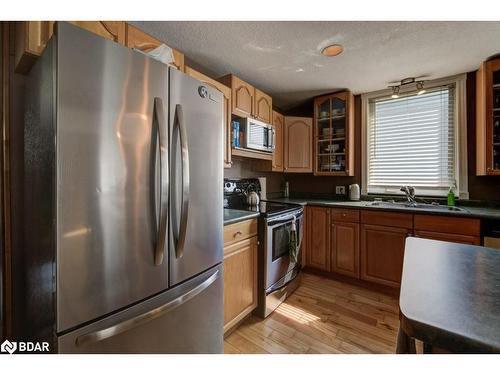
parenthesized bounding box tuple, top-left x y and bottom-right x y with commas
(391, 86, 400, 99)
(321, 44, 344, 57)
(416, 81, 426, 95)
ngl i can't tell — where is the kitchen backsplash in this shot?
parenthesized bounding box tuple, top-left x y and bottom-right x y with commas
(223, 157, 285, 195)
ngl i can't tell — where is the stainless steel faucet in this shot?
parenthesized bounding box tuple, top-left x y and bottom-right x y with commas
(400, 186, 416, 205)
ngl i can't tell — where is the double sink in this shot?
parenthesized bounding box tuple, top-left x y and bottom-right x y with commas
(365, 200, 469, 213)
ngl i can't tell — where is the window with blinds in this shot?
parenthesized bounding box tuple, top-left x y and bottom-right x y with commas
(367, 85, 456, 196)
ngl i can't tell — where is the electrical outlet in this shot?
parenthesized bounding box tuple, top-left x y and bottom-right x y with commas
(336, 185, 346, 195)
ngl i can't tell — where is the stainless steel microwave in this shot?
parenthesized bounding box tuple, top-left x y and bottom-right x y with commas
(240, 117, 275, 153)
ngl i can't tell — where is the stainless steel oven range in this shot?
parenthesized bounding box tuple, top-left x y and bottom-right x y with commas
(223, 178, 303, 318)
(256, 205, 303, 318)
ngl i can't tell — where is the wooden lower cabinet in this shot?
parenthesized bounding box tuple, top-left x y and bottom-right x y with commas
(360, 224, 411, 288)
(331, 222, 359, 278)
(302, 206, 483, 289)
(306, 206, 330, 271)
(223, 220, 258, 334)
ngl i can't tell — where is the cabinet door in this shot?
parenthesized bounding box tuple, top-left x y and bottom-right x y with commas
(414, 230, 480, 245)
(272, 111, 285, 172)
(223, 237, 258, 333)
(254, 89, 273, 123)
(185, 66, 232, 168)
(230, 75, 254, 118)
(306, 207, 330, 271)
(67, 21, 125, 44)
(125, 24, 185, 71)
(284, 116, 313, 173)
(331, 222, 359, 278)
(313, 91, 354, 176)
(14, 21, 54, 73)
(360, 224, 410, 287)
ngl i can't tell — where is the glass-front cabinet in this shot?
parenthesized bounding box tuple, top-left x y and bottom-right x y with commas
(313, 91, 354, 176)
(477, 58, 500, 175)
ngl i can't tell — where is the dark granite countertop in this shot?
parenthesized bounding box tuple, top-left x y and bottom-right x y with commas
(399, 237, 500, 353)
(223, 209, 260, 226)
(267, 198, 500, 220)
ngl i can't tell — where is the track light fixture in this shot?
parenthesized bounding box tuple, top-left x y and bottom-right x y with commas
(416, 81, 426, 95)
(391, 86, 400, 99)
(388, 77, 427, 98)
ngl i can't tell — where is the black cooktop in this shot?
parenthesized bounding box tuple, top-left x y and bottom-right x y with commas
(229, 200, 302, 218)
(223, 178, 302, 218)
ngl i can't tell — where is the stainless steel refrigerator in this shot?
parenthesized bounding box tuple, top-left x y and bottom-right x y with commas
(18, 22, 223, 353)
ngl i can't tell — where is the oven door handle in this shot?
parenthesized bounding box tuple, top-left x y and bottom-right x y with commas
(267, 211, 303, 227)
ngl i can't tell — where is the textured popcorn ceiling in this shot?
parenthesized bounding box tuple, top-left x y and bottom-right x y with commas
(133, 21, 500, 109)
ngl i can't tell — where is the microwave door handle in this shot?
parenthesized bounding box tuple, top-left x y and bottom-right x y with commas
(173, 104, 190, 259)
(151, 97, 168, 266)
(270, 127, 275, 150)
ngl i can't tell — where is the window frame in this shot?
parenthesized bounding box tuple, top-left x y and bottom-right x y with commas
(361, 74, 468, 199)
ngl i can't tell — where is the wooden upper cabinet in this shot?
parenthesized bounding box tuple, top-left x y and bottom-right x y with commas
(306, 206, 330, 271)
(184, 66, 232, 168)
(14, 21, 53, 73)
(15, 21, 126, 73)
(476, 58, 500, 175)
(67, 21, 125, 44)
(218, 74, 273, 124)
(14, 21, 185, 73)
(125, 24, 184, 71)
(272, 111, 285, 172)
(313, 91, 354, 176)
(284, 116, 313, 173)
(219, 75, 254, 118)
(254, 89, 273, 123)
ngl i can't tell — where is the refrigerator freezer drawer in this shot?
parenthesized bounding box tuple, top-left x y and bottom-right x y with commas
(58, 264, 223, 353)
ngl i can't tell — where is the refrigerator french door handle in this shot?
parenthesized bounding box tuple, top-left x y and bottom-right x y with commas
(173, 104, 190, 259)
(153, 97, 168, 266)
(74, 269, 220, 347)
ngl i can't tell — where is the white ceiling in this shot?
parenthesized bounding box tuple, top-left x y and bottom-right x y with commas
(133, 21, 500, 109)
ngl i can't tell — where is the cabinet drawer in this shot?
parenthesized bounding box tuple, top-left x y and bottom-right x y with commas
(414, 230, 481, 245)
(224, 219, 258, 247)
(361, 210, 413, 229)
(414, 215, 480, 236)
(331, 208, 360, 222)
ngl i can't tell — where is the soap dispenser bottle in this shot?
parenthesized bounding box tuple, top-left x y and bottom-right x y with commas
(447, 181, 456, 207)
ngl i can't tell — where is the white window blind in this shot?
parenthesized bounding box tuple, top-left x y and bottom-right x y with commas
(367, 85, 456, 196)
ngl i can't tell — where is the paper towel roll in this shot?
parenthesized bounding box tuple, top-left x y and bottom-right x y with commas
(258, 177, 267, 200)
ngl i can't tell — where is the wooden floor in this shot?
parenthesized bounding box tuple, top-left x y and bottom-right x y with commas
(224, 272, 400, 354)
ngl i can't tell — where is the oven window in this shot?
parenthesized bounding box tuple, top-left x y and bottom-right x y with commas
(272, 221, 300, 262)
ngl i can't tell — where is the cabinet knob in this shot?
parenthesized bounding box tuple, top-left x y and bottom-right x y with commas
(233, 231, 243, 238)
(342, 213, 347, 217)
